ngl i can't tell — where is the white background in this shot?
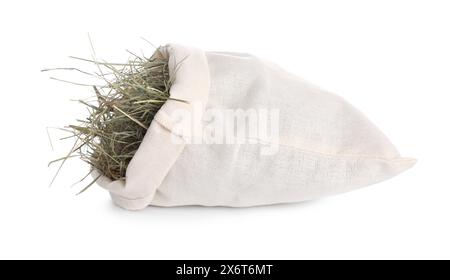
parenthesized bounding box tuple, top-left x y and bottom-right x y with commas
(0, 0, 449, 260)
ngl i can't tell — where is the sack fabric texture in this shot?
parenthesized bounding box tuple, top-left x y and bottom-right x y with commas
(96, 44, 416, 210)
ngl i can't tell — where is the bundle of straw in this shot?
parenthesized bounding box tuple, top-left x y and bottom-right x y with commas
(49, 48, 172, 190)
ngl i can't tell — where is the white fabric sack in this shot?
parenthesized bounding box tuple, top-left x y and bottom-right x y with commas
(97, 44, 416, 210)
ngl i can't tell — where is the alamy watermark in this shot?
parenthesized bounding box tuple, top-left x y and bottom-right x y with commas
(168, 102, 280, 155)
